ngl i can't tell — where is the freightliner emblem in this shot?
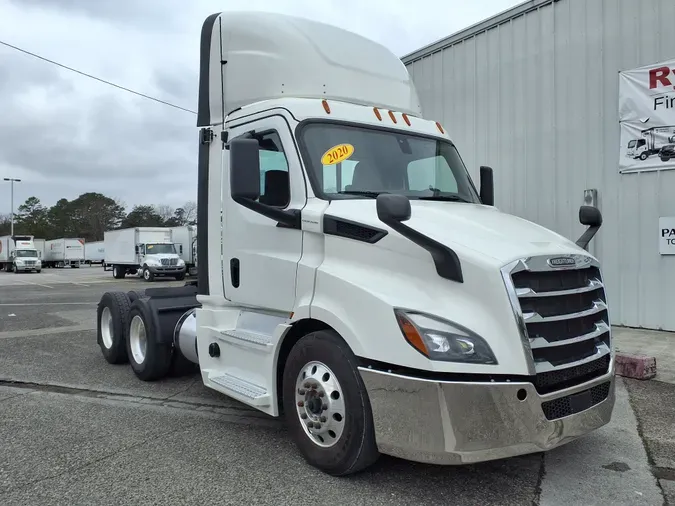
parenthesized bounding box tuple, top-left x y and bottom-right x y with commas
(547, 256, 576, 268)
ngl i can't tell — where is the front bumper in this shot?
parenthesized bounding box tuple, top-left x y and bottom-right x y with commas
(15, 264, 40, 272)
(147, 265, 186, 275)
(359, 361, 615, 465)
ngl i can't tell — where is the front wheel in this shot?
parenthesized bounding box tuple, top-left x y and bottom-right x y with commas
(640, 153, 648, 161)
(282, 329, 379, 476)
(175, 273, 186, 281)
(142, 266, 154, 282)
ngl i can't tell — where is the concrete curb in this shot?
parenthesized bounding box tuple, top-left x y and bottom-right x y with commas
(615, 352, 657, 380)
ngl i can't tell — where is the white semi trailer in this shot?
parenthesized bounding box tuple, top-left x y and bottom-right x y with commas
(44, 238, 85, 268)
(169, 225, 197, 276)
(0, 235, 42, 273)
(104, 227, 186, 281)
(85, 240, 106, 266)
(96, 12, 614, 476)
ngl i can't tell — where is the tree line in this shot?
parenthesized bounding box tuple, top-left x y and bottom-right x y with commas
(0, 192, 196, 242)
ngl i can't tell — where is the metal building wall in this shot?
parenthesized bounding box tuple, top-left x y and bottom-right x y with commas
(403, 0, 675, 331)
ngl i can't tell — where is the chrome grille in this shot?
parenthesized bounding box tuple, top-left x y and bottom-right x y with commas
(160, 258, 178, 266)
(501, 254, 612, 394)
(25, 260, 36, 266)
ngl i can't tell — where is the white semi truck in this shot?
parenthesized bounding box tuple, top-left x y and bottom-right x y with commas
(169, 225, 197, 276)
(34, 238, 46, 261)
(104, 227, 186, 281)
(0, 235, 42, 273)
(96, 12, 614, 476)
(44, 238, 85, 268)
(84, 240, 106, 266)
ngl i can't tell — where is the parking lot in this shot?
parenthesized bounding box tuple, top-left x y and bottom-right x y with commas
(0, 267, 673, 505)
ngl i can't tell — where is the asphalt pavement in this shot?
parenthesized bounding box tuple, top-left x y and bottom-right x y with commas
(0, 267, 672, 505)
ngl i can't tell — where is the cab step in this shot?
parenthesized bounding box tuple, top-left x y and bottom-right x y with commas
(218, 328, 274, 351)
(209, 373, 271, 406)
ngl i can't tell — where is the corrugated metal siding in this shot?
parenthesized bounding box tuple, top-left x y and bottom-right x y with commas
(405, 0, 675, 331)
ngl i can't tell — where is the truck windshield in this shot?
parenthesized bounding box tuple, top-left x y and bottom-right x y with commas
(15, 250, 38, 258)
(298, 122, 481, 203)
(146, 244, 176, 254)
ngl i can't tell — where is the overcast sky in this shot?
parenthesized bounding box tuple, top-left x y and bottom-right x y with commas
(0, 0, 521, 214)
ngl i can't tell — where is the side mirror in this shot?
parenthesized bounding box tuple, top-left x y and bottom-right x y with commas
(229, 137, 260, 201)
(479, 166, 494, 206)
(576, 205, 603, 250)
(579, 205, 602, 227)
(376, 194, 411, 223)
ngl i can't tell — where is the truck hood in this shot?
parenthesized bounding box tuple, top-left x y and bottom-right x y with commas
(326, 200, 587, 265)
(146, 253, 181, 260)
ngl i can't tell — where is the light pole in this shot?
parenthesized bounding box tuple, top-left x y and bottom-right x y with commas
(3, 178, 21, 237)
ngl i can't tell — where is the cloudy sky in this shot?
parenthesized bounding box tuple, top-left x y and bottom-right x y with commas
(0, 0, 521, 215)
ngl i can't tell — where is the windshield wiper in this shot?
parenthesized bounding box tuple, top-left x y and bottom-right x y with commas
(337, 190, 386, 198)
(417, 194, 473, 203)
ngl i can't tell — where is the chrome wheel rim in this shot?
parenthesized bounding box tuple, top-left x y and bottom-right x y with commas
(295, 361, 346, 448)
(129, 315, 147, 364)
(100, 307, 113, 349)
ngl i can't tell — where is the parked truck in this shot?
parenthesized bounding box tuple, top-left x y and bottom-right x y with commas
(33, 238, 46, 261)
(170, 225, 197, 276)
(43, 238, 85, 268)
(85, 240, 106, 266)
(0, 235, 42, 273)
(95, 12, 614, 477)
(104, 227, 186, 281)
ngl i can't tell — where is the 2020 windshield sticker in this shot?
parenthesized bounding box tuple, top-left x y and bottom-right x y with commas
(321, 143, 354, 165)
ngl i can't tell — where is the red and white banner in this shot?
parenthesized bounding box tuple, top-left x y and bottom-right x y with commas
(619, 57, 675, 173)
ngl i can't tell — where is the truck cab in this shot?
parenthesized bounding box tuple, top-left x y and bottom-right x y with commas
(135, 242, 183, 280)
(9, 236, 42, 273)
(96, 11, 614, 477)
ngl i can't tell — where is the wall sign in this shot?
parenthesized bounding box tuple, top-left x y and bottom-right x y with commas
(660, 217, 675, 255)
(619, 57, 675, 174)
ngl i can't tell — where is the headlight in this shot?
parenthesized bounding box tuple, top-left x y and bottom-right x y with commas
(15, 259, 24, 264)
(146, 260, 160, 266)
(394, 309, 497, 364)
(177, 259, 185, 266)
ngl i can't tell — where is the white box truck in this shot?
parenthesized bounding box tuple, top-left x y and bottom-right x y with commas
(95, 12, 614, 477)
(104, 227, 186, 281)
(0, 235, 42, 273)
(170, 225, 197, 276)
(34, 238, 46, 261)
(44, 238, 85, 268)
(85, 240, 105, 266)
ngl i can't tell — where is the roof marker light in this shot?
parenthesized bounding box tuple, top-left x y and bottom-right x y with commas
(373, 107, 382, 120)
(388, 110, 397, 124)
(436, 121, 445, 134)
(402, 113, 411, 126)
(322, 99, 331, 114)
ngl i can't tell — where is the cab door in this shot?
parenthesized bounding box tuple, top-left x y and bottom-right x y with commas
(222, 114, 307, 312)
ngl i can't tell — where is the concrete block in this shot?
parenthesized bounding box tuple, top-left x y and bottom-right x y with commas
(615, 353, 657, 380)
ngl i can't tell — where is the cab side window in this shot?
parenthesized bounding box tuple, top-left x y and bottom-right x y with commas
(258, 131, 290, 208)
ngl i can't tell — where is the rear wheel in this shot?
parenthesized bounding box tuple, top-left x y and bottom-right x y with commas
(96, 291, 131, 364)
(282, 329, 379, 476)
(112, 265, 125, 279)
(126, 301, 172, 381)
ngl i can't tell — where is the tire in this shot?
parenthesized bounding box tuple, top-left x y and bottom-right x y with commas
(96, 291, 131, 364)
(126, 300, 172, 381)
(640, 153, 648, 161)
(36, 270, 41, 274)
(142, 266, 154, 282)
(282, 329, 379, 476)
(661, 156, 670, 163)
(113, 265, 125, 279)
(175, 273, 186, 281)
